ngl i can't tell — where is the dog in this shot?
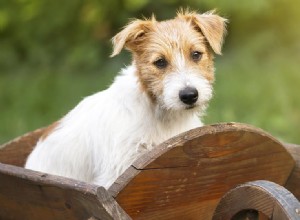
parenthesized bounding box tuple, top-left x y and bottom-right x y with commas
(25, 9, 227, 189)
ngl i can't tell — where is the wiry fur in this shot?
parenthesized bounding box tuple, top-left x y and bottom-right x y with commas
(25, 10, 227, 189)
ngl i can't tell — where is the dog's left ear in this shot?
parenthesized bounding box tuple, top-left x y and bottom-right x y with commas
(178, 10, 227, 55)
(111, 18, 155, 57)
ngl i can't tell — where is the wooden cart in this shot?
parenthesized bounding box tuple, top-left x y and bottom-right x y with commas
(0, 122, 299, 219)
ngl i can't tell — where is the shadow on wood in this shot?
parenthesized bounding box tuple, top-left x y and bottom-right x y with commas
(0, 122, 299, 219)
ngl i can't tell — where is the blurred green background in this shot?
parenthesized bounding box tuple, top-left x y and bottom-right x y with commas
(1, 0, 300, 144)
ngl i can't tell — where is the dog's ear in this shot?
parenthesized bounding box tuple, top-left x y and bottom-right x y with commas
(111, 18, 155, 57)
(178, 10, 227, 55)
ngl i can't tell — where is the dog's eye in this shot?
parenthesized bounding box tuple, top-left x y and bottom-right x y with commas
(153, 58, 168, 69)
(191, 51, 203, 62)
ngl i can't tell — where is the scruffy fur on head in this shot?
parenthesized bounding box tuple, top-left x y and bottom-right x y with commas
(25, 10, 227, 189)
(112, 9, 227, 112)
(112, 9, 227, 56)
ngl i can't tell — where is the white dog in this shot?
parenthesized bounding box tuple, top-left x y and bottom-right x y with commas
(25, 10, 227, 189)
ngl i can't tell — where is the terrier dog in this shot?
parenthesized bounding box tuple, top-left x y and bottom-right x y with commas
(25, 10, 227, 189)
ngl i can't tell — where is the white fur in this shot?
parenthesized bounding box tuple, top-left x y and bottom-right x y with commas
(160, 52, 213, 112)
(25, 64, 207, 189)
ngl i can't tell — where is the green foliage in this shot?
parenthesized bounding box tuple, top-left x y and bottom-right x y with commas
(1, 0, 300, 143)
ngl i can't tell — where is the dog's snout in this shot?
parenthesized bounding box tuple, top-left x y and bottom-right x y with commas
(179, 87, 198, 105)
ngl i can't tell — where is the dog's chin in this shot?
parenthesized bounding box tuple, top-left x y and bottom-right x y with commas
(183, 101, 209, 115)
(161, 102, 203, 113)
(157, 96, 209, 115)
(185, 104, 196, 110)
(155, 101, 207, 122)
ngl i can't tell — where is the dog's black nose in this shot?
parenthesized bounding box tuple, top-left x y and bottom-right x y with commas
(179, 87, 198, 105)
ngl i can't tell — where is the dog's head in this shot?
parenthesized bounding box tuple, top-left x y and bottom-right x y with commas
(111, 10, 227, 113)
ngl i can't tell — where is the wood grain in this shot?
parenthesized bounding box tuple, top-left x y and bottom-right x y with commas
(212, 180, 300, 220)
(0, 162, 131, 220)
(0, 122, 298, 219)
(109, 123, 295, 220)
(284, 143, 300, 201)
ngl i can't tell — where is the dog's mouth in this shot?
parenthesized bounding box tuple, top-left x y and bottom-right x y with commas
(185, 104, 196, 110)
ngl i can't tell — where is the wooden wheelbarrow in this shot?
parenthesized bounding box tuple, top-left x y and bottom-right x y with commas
(0, 122, 299, 219)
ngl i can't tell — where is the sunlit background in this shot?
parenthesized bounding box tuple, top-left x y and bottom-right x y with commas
(1, 0, 300, 144)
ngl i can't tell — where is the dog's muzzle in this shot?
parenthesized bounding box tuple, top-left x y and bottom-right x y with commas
(179, 87, 198, 105)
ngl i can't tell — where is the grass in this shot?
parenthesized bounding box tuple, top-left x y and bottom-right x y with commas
(206, 50, 300, 144)
(1, 45, 300, 145)
(0, 66, 114, 143)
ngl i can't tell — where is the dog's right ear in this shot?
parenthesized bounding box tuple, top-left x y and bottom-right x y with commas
(177, 9, 227, 55)
(111, 18, 155, 57)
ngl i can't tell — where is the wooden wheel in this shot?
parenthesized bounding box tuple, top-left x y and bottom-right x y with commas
(109, 123, 295, 219)
(0, 122, 298, 219)
(212, 180, 300, 220)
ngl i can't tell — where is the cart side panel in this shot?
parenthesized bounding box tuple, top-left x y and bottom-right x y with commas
(0, 163, 130, 220)
(284, 143, 300, 200)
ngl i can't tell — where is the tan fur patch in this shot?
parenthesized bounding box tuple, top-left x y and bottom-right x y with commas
(111, 10, 227, 103)
(133, 18, 216, 101)
(40, 121, 60, 141)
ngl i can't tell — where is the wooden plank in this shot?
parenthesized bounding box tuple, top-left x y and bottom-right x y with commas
(284, 143, 300, 201)
(0, 163, 131, 220)
(212, 180, 300, 220)
(109, 123, 295, 220)
(0, 127, 46, 166)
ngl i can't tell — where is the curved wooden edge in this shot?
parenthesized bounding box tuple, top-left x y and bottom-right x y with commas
(108, 122, 293, 197)
(133, 122, 281, 168)
(0, 162, 131, 220)
(0, 127, 47, 166)
(212, 180, 300, 220)
(1, 122, 298, 217)
(284, 143, 300, 201)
